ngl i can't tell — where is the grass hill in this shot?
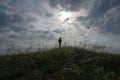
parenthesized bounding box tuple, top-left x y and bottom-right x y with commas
(0, 47, 120, 80)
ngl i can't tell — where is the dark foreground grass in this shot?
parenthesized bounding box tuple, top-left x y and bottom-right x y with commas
(0, 47, 120, 80)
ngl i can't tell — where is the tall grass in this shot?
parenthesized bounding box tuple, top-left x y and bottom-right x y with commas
(0, 46, 120, 80)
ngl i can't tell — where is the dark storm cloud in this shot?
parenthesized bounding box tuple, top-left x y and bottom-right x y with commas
(0, 12, 10, 28)
(63, 18, 70, 23)
(89, 0, 120, 17)
(76, 0, 120, 35)
(32, 30, 51, 35)
(53, 28, 65, 34)
(28, 30, 56, 40)
(49, 0, 89, 11)
(0, 0, 56, 47)
(35, 31, 56, 40)
(8, 34, 19, 38)
(37, 34, 56, 40)
(0, 0, 39, 53)
(0, 1, 36, 33)
(89, 0, 120, 35)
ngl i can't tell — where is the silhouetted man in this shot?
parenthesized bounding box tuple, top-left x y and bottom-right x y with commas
(58, 37, 62, 48)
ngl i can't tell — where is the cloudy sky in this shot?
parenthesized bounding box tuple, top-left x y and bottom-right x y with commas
(0, 0, 120, 53)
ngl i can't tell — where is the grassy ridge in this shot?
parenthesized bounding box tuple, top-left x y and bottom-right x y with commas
(0, 47, 120, 80)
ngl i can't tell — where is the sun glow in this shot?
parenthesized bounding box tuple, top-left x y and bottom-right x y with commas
(56, 11, 73, 23)
(60, 11, 72, 20)
(54, 9, 88, 26)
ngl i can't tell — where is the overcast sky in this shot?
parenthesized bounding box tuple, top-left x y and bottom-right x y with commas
(0, 0, 120, 53)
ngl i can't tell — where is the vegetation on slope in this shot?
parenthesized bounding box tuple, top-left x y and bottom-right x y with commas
(0, 47, 120, 80)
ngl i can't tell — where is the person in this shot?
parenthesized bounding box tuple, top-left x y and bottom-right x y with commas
(58, 37, 62, 48)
